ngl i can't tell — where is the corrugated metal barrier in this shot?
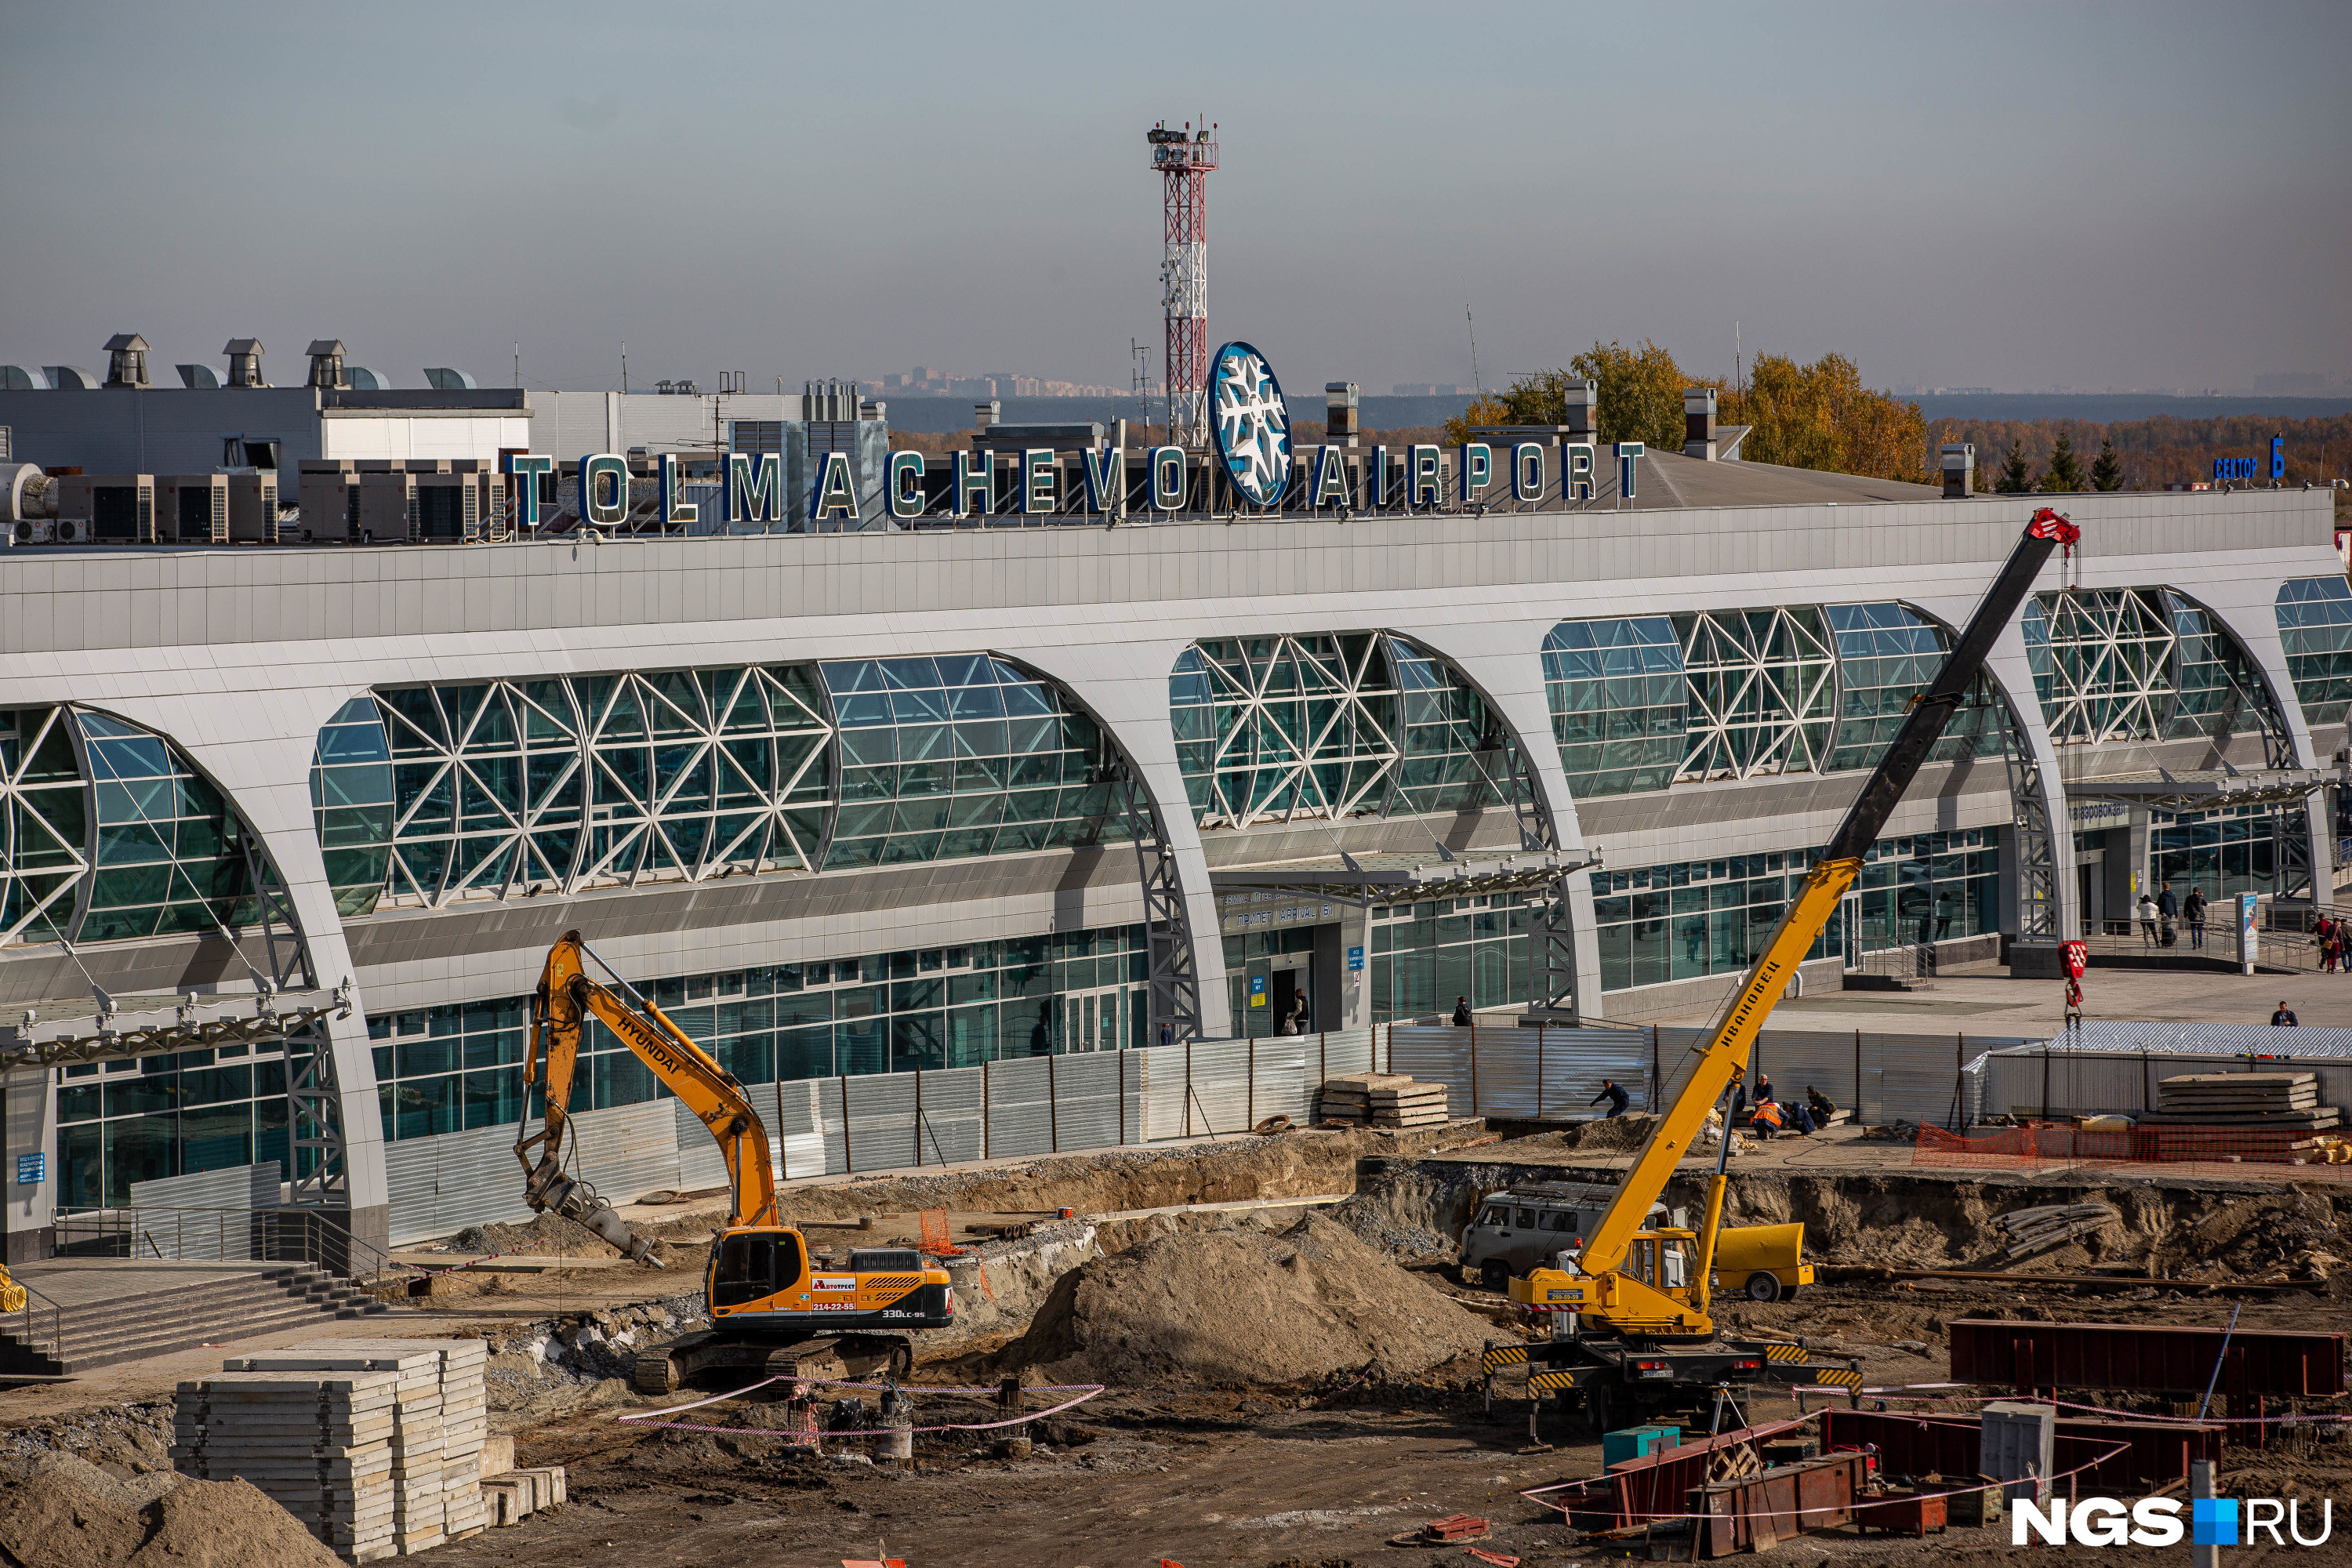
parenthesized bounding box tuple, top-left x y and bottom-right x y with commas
(379, 1020, 2036, 1244)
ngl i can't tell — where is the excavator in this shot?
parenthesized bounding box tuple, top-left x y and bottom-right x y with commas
(1498, 506, 2081, 1433)
(516, 931, 954, 1393)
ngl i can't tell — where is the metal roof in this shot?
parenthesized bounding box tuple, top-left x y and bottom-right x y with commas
(2063, 767, 2333, 811)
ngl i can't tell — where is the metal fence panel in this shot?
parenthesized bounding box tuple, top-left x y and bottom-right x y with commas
(1982, 1048, 2352, 1124)
(986, 1057, 1055, 1158)
(385, 1121, 535, 1246)
(1185, 1039, 1251, 1138)
(843, 1073, 920, 1174)
(1249, 1035, 1311, 1127)
(115, 1165, 282, 1259)
(1137, 1043, 1190, 1140)
(1050, 1052, 1126, 1151)
(568, 1099, 684, 1207)
(914, 1067, 985, 1166)
(675, 1100, 727, 1192)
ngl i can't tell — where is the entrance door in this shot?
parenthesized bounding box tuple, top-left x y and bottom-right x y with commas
(1058, 985, 1128, 1053)
(2078, 864, 2097, 935)
(1269, 967, 1299, 1033)
(1840, 891, 1861, 969)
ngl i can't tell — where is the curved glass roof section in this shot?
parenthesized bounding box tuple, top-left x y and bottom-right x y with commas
(2277, 575, 2352, 728)
(314, 655, 1120, 915)
(1168, 633, 1509, 830)
(2, 706, 274, 947)
(2024, 588, 2285, 746)
(1545, 602, 2011, 801)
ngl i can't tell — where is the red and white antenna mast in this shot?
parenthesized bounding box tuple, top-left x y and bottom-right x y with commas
(1149, 118, 1217, 447)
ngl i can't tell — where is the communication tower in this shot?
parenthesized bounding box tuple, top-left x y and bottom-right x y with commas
(1149, 118, 1217, 446)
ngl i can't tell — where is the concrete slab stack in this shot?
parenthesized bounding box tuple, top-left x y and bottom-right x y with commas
(172, 1369, 401, 1561)
(174, 1338, 492, 1560)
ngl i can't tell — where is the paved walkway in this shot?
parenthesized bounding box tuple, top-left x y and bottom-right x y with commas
(1653, 959, 2352, 1034)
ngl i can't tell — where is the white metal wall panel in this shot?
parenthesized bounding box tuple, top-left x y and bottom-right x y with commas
(986, 1057, 1054, 1158)
(1981, 1049, 2352, 1124)
(570, 1099, 683, 1206)
(1185, 1039, 1251, 1137)
(385, 1121, 534, 1246)
(1305, 1028, 1379, 1086)
(122, 1163, 282, 1258)
(1050, 1052, 1126, 1151)
(762, 1078, 835, 1181)
(843, 1074, 921, 1174)
(915, 1066, 985, 1165)
(1136, 1044, 1189, 1141)
(1245, 1036, 1311, 1127)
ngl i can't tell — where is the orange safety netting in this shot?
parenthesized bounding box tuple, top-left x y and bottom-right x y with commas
(1915, 1122, 2352, 1180)
(918, 1207, 966, 1257)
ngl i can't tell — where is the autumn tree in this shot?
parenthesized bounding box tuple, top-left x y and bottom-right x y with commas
(1727, 351, 1927, 482)
(2091, 436, 2125, 492)
(2043, 432, 2086, 492)
(1570, 340, 1693, 449)
(1994, 441, 2035, 494)
(1441, 394, 1512, 446)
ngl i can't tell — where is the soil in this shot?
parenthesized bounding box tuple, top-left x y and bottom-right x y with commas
(0, 1456, 340, 1568)
(993, 1213, 1498, 1390)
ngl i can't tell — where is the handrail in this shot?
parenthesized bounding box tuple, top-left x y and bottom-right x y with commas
(0, 1271, 64, 1367)
(49, 1203, 406, 1284)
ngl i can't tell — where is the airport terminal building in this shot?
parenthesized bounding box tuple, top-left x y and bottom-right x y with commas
(2, 347, 2347, 1258)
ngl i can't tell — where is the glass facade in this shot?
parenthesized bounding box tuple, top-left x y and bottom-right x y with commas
(1367, 895, 1538, 1022)
(365, 923, 1152, 1142)
(0, 706, 86, 943)
(0, 706, 274, 948)
(1824, 604, 2009, 771)
(822, 655, 1123, 869)
(2276, 576, 2352, 728)
(1169, 633, 1507, 829)
(1588, 829, 2000, 993)
(2149, 804, 2290, 902)
(1674, 607, 1838, 781)
(2166, 599, 2278, 742)
(310, 697, 395, 916)
(2024, 588, 2286, 747)
(1541, 618, 1686, 798)
(54, 1043, 295, 1210)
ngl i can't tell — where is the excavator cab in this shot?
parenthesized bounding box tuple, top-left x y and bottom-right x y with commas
(710, 1226, 808, 1311)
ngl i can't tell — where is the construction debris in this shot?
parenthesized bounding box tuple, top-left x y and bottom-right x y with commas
(2143, 1072, 2341, 1130)
(1317, 1073, 1450, 1128)
(1986, 1203, 2121, 1264)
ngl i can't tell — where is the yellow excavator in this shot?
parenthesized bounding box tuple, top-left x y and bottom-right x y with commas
(1498, 506, 2080, 1432)
(517, 932, 954, 1393)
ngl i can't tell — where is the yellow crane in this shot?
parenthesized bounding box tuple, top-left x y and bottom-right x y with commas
(517, 931, 953, 1392)
(1497, 507, 2078, 1429)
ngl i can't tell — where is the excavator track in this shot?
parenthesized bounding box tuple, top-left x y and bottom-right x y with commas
(634, 1330, 914, 1395)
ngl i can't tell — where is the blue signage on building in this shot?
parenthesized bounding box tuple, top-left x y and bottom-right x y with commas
(1209, 341, 1292, 508)
(1347, 944, 1365, 972)
(15, 1152, 42, 1186)
(1248, 973, 1268, 1007)
(2216, 437, 2285, 483)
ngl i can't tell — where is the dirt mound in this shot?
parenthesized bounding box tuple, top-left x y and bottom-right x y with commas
(995, 1212, 1497, 1390)
(0, 1456, 338, 1568)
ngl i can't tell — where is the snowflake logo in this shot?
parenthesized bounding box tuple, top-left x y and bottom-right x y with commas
(1211, 342, 1291, 508)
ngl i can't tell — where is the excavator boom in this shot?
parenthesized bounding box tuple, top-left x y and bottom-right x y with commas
(1534, 508, 2076, 1332)
(517, 931, 779, 1250)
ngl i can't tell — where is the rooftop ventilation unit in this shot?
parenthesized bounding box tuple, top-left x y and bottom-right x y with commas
(103, 334, 151, 388)
(423, 367, 477, 390)
(806, 379, 862, 422)
(57, 474, 155, 543)
(224, 339, 266, 387)
(347, 366, 392, 390)
(2, 366, 47, 390)
(176, 363, 222, 389)
(158, 474, 230, 543)
(46, 365, 100, 390)
(306, 340, 348, 390)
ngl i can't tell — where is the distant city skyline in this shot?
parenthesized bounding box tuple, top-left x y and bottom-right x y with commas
(2, 2, 2346, 397)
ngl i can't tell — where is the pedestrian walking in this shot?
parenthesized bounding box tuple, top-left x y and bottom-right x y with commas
(2136, 892, 2159, 946)
(2157, 880, 2179, 941)
(1450, 995, 1472, 1028)
(2183, 888, 2207, 949)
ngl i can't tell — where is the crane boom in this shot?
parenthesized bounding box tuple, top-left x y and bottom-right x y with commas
(517, 931, 780, 1247)
(1548, 509, 2076, 1331)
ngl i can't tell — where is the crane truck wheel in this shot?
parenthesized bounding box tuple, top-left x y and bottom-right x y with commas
(1479, 1261, 1511, 1293)
(1744, 1272, 1782, 1303)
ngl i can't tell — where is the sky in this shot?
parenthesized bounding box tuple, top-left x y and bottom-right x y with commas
(2, 1, 2347, 398)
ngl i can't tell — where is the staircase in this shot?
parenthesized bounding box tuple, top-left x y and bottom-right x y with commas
(0, 1263, 391, 1379)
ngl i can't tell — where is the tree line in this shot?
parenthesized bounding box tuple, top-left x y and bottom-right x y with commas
(1440, 342, 2352, 498)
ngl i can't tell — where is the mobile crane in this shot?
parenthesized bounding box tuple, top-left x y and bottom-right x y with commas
(516, 931, 954, 1393)
(1498, 506, 2080, 1432)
